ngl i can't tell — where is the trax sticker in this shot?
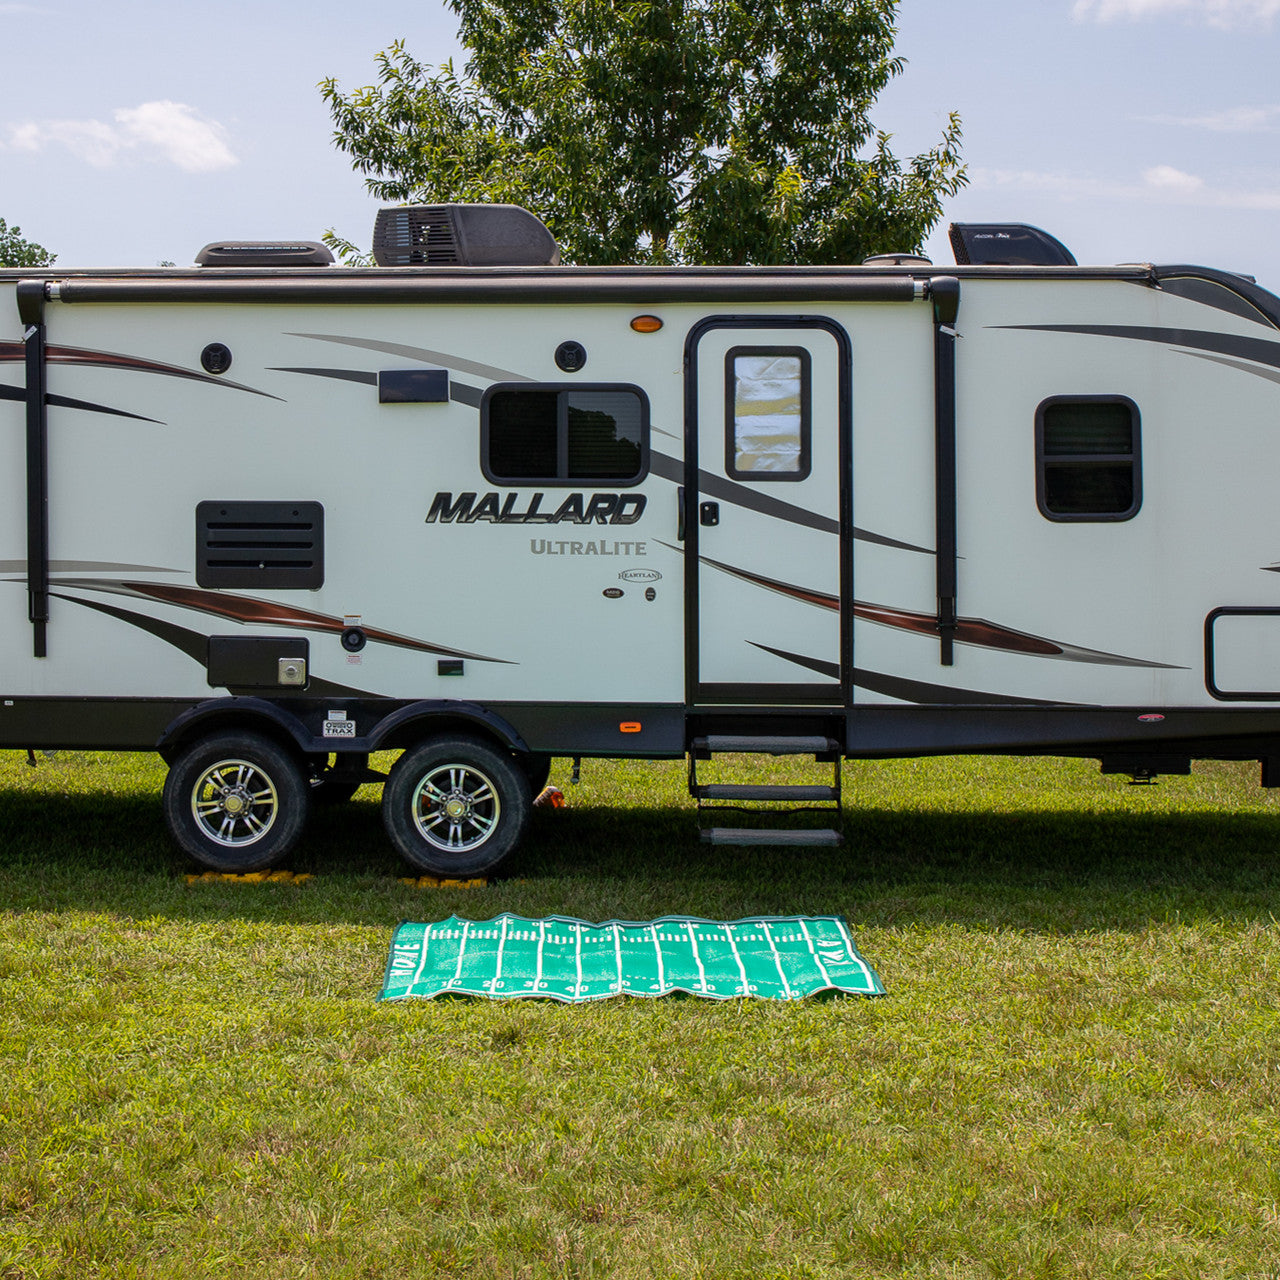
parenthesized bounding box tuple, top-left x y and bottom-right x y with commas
(324, 711, 356, 738)
(619, 568, 661, 584)
(425, 491, 645, 525)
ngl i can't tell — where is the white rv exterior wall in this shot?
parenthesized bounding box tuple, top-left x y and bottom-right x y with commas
(4, 269, 1280, 722)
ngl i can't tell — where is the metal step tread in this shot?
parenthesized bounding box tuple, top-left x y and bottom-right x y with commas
(694, 784, 839, 801)
(694, 735, 839, 755)
(700, 827, 844, 847)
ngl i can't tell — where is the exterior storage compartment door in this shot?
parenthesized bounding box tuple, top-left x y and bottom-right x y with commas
(686, 319, 850, 705)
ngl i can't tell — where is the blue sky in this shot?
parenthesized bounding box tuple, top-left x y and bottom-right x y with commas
(3, 0, 1279, 287)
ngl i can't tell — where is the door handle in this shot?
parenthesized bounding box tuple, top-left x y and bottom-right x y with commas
(677, 486, 685, 541)
(700, 501, 720, 527)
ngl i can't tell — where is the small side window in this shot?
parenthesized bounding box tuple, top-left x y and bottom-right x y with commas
(482, 384, 648, 486)
(725, 347, 811, 481)
(1035, 396, 1141, 521)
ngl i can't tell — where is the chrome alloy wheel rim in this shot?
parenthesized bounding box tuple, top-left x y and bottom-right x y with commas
(411, 763, 500, 852)
(191, 758, 279, 847)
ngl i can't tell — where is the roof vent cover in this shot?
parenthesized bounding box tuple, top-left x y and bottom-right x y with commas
(196, 241, 334, 268)
(372, 204, 561, 267)
(949, 223, 1076, 267)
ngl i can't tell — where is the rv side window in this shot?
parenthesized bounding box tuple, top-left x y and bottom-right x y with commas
(1035, 396, 1141, 521)
(482, 384, 648, 486)
(725, 347, 811, 480)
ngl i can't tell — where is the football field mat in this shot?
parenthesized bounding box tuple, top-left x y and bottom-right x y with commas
(380, 914, 885, 1002)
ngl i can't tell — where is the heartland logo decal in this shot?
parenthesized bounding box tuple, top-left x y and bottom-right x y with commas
(618, 569, 661, 583)
(425, 491, 646, 525)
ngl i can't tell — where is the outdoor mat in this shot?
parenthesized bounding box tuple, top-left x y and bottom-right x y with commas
(380, 913, 885, 1002)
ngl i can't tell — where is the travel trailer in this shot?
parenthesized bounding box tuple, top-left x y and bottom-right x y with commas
(5, 205, 1280, 876)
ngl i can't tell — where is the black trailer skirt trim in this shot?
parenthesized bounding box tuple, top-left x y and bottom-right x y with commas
(8, 697, 1280, 761)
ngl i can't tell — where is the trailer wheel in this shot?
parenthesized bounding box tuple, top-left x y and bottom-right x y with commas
(162, 731, 310, 872)
(383, 736, 531, 877)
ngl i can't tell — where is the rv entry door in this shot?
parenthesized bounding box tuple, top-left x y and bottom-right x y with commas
(687, 319, 849, 705)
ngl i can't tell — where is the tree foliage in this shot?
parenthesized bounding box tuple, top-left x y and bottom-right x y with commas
(0, 218, 55, 268)
(321, 0, 965, 265)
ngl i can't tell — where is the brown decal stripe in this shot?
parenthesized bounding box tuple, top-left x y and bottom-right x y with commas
(852, 601, 1061, 656)
(55, 579, 513, 664)
(52, 592, 379, 696)
(0, 341, 279, 399)
(704, 555, 1182, 668)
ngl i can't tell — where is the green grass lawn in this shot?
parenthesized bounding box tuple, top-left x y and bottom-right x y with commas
(1, 749, 1278, 1278)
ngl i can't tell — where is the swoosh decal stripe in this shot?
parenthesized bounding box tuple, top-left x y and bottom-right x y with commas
(997, 323, 1280, 372)
(286, 333, 532, 384)
(51, 592, 378, 696)
(0, 383, 163, 423)
(752, 641, 1078, 705)
(648, 451, 933, 553)
(701, 554, 1180, 668)
(0, 340, 278, 398)
(53, 579, 515, 665)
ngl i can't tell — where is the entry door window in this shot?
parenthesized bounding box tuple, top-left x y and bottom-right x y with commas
(725, 347, 811, 480)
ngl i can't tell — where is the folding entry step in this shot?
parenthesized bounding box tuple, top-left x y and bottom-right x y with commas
(688, 735, 843, 848)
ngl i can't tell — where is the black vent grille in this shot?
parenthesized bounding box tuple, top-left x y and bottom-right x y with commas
(196, 501, 324, 589)
(373, 207, 460, 266)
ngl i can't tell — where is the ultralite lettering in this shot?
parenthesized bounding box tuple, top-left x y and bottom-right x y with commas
(530, 540, 647, 556)
(425, 492, 646, 525)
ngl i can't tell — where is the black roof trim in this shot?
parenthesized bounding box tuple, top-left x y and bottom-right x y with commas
(1145, 264, 1280, 331)
(51, 274, 924, 305)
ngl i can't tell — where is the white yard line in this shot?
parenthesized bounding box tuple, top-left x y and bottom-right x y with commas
(613, 923, 623, 993)
(495, 914, 509, 987)
(724, 923, 750, 994)
(407, 922, 434, 996)
(799, 918, 833, 989)
(650, 923, 666, 991)
(685, 920, 709, 993)
(535, 919, 546, 990)
(761, 920, 794, 999)
(575, 922, 583, 995)
(835, 917, 876, 989)
(452, 920, 471, 989)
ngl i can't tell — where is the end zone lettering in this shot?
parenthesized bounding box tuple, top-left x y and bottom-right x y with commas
(425, 491, 646, 525)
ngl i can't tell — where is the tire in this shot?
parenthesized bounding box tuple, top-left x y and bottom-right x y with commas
(382, 735, 531, 877)
(522, 753, 553, 795)
(162, 731, 310, 872)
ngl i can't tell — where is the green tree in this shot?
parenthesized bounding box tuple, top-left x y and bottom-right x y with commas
(320, 0, 965, 266)
(0, 218, 55, 268)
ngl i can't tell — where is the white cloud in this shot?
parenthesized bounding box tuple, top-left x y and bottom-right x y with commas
(972, 165, 1280, 210)
(1142, 164, 1204, 192)
(1140, 105, 1280, 131)
(1073, 0, 1280, 25)
(3, 101, 237, 172)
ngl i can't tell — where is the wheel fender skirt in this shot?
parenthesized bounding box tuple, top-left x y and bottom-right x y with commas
(157, 696, 322, 762)
(364, 700, 529, 755)
(157, 697, 531, 763)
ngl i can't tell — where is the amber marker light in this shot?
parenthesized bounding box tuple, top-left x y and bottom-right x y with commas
(630, 315, 663, 333)
(619, 722, 642, 734)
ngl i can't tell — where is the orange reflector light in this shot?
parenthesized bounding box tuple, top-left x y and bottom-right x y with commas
(619, 722, 642, 734)
(630, 315, 663, 333)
